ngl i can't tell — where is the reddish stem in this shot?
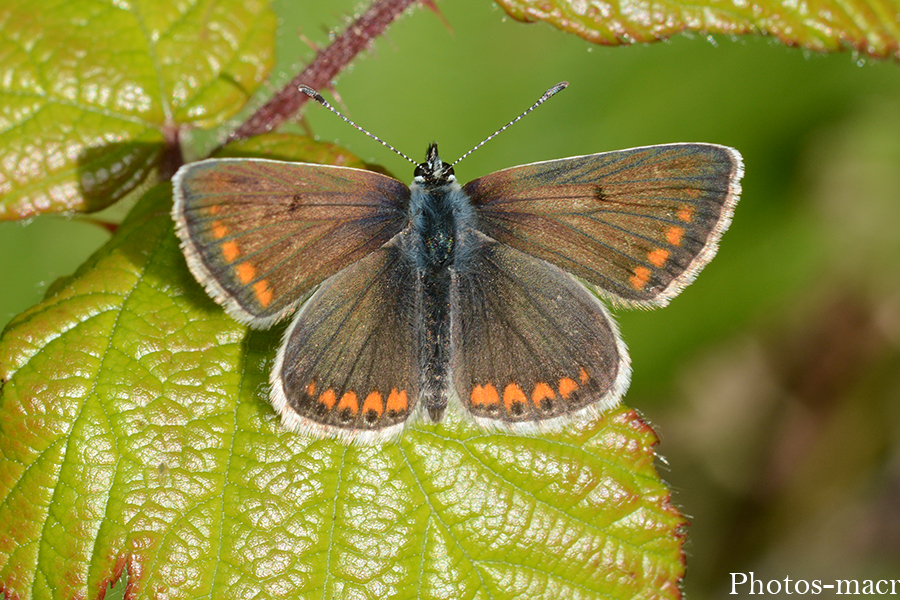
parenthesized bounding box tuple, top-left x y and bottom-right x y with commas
(161, 123, 183, 176)
(229, 0, 421, 143)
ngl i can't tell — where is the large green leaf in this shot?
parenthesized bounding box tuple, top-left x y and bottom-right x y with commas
(0, 0, 275, 220)
(0, 135, 685, 599)
(498, 0, 900, 59)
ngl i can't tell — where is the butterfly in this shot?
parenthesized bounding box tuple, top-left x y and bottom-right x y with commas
(171, 82, 743, 444)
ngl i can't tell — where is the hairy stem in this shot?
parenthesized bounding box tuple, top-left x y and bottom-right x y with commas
(229, 0, 423, 143)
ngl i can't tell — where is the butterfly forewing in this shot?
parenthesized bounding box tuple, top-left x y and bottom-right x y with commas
(172, 158, 409, 326)
(271, 242, 419, 443)
(465, 143, 743, 306)
(451, 232, 631, 432)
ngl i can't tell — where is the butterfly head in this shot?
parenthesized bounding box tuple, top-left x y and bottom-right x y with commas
(414, 143, 455, 186)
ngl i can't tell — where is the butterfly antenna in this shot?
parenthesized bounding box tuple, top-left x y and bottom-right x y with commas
(299, 85, 419, 167)
(450, 81, 568, 168)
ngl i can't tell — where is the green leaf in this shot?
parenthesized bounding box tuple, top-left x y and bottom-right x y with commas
(215, 133, 373, 169)
(0, 0, 276, 220)
(0, 135, 685, 598)
(497, 0, 900, 59)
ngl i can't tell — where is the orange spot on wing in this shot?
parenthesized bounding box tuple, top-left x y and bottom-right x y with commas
(386, 389, 409, 414)
(337, 392, 358, 415)
(253, 280, 273, 307)
(318, 389, 337, 410)
(677, 205, 694, 222)
(471, 384, 500, 407)
(362, 392, 383, 417)
(559, 377, 578, 399)
(206, 205, 221, 215)
(221, 241, 239, 262)
(236, 262, 256, 284)
(579, 368, 589, 385)
(503, 383, 527, 412)
(648, 248, 669, 268)
(630, 266, 651, 291)
(211, 221, 228, 239)
(532, 382, 556, 407)
(667, 226, 684, 246)
(306, 381, 316, 396)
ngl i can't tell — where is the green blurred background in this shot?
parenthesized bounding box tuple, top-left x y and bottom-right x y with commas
(2, 0, 899, 597)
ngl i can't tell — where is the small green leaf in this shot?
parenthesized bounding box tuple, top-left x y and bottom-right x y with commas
(216, 133, 373, 169)
(0, 0, 276, 220)
(497, 0, 900, 59)
(0, 137, 685, 598)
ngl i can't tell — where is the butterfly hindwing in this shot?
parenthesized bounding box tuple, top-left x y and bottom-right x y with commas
(172, 158, 409, 327)
(270, 241, 419, 443)
(451, 232, 631, 431)
(465, 143, 743, 307)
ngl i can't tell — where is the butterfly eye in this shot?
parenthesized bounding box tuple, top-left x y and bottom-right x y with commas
(413, 161, 454, 184)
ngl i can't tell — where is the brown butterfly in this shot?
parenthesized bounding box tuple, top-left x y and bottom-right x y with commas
(172, 83, 743, 443)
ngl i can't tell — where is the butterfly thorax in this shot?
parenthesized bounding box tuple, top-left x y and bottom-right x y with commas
(410, 143, 469, 269)
(408, 143, 476, 421)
